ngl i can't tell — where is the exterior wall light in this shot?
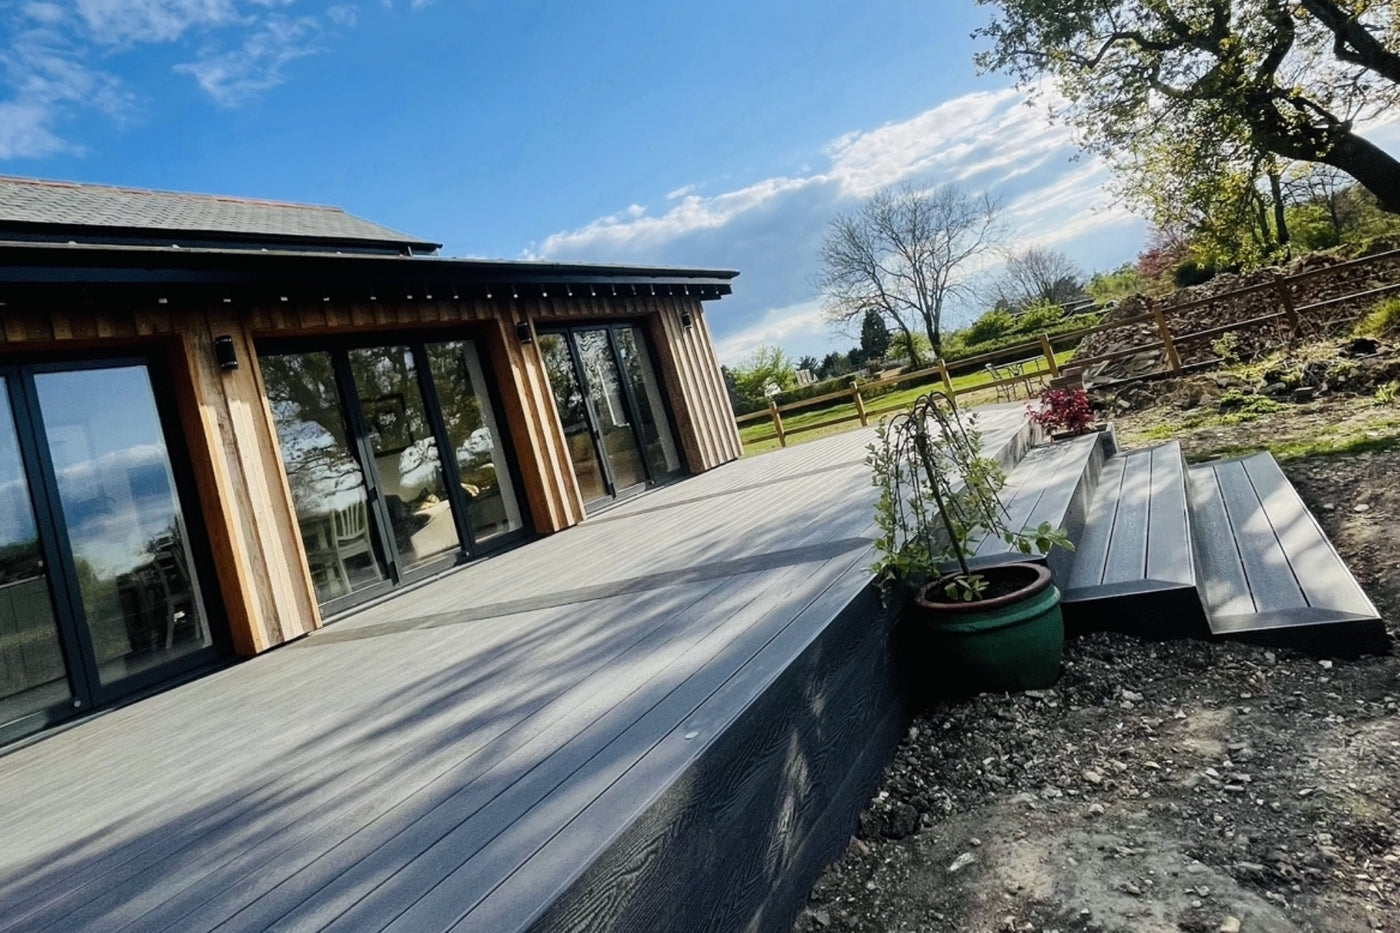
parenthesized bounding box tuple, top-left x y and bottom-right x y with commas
(515, 321, 534, 344)
(681, 310, 694, 331)
(214, 335, 239, 371)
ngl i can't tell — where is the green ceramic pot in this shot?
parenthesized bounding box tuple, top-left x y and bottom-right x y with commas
(910, 562, 1063, 693)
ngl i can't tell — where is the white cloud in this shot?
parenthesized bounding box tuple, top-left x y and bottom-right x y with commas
(531, 88, 1152, 365)
(174, 14, 321, 106)
(325, 4, 358, 27)
(0, 100, 66, 158)
(76, 0, 239, 45)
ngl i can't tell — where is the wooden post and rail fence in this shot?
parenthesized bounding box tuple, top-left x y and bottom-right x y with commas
(737, 247, 1400, 448)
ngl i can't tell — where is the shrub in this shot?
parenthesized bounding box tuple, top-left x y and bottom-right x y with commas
(1173, 260, 1218, 288)
(1027, 388, 1095, 435)
(1014, 302, 1065, 332)
(964, 309, 1016, 345)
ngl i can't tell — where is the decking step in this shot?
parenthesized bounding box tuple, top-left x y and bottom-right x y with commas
(1060, 441, 1209, 637)
(1188, 453, 1385, 649)
(967, 430, 1108, 583)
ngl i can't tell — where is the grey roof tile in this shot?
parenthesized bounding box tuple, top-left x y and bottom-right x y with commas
(0, 176, 437, 248)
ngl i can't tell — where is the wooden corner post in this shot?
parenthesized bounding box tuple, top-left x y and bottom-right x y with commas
(1149, 298, 1183, 373)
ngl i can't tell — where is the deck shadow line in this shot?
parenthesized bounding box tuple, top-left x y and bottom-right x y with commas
(588, 458, 868, 524)
(303, 536, 874, 645)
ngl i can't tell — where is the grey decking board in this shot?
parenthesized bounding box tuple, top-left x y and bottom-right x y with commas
(17, 583, 732, 932)
(1066, 454, 1126, 590)
(143, 573, 796, 933)
(972, 433, 1099, 565)
(1212, 459, 1308, 613)
(1239, 454, 1377, 619)
(0, 406, 1033, 933)
(1188, 464, 1256, 618)
(1144, 444, 1194, 586)
(318, 551, 873, 933)
(1102, 446, 1153, 586)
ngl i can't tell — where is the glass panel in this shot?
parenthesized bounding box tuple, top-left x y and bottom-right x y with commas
(615, 326, 681, 478)
(348, 346, 458, 571)
(576, 329, 647, 492)
(35, 366, 211, 686)
(262, 351, 387, 604)
(425, 341, 522, 545)
(0, 379, 71, 727)
(539, 333, 608, 504)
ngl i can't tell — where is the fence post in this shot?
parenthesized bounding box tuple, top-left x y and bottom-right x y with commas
(1272, 270, 1302, 338)
(851, 381, 869, 426)
(767, 397, 787, 447)
(1149, 297, 1184, 373)
(936, 358, 955, 397)
(1038, 334, 1061, 377)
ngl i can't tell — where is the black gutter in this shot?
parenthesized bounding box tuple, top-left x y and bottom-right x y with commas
(0, 240, 738, 302)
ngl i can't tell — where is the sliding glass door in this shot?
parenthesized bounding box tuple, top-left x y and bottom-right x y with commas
(0, 359, 223, 745)
(262, 336, 523, 613)
(538, 324, 681, 510)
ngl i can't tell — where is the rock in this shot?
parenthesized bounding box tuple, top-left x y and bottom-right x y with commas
(1087, 803, 1106, 817)
(1121, 689, 1145, 702)
(1083, 769, 1104, 785)
(1218, 917, 1241, 933)
(1263, 381, 1289, 396)
(948, 852, 978, 873)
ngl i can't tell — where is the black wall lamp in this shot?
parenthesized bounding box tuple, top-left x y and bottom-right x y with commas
(214, 335, 239, 371)
(515, 321, 534, 344)
(681, 310, 694, 331)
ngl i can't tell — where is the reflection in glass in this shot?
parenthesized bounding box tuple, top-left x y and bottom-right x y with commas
(348, 346, 458, 570)
(0, 379, 71, 727)
(615, 326, 681, 479)
(576, 329, 647, 492)
(35, 366, 210, 686)
(262, 351, 386, 604)
(539, 334, 608, 504)
(426, 341, 522, 544)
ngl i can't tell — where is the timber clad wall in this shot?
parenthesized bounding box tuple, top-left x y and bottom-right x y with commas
(0, 291, 740, 657)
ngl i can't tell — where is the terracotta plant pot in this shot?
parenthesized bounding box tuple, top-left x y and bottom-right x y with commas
(908, 562, 1064, 693)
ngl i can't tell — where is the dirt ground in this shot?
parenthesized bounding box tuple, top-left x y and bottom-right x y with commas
(791, 387, 1400, 933)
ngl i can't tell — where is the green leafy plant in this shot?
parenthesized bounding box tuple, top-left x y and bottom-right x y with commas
(1376, 381, 1399, 405)
(868, 391, 1072, 603)
(1211, 333, 1239, 365)
(1354, 298, 1400, 340)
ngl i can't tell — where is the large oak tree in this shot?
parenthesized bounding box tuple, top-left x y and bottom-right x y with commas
(975, 0, 1400, 213)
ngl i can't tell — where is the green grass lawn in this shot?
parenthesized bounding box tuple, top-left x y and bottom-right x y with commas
(738, 350, 1076, 457)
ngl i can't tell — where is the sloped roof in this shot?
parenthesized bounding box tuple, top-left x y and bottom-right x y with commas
(0, 176, 439, 252)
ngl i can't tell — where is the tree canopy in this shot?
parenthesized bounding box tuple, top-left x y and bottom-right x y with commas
(818, 182, 1001, 367)
(992, 246, 1085, 309)
(975, 0, 1400, 213)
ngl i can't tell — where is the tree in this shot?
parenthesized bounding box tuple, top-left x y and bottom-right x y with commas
(797, 355, 820, 376)
(817, 351, 854, 380)
(1085, 262, 1143, 304)
(859, 308, 892, 362)
(992, 246, 1084, 310)
(818, 182, 1002, 366)
(975, 0, 1400, 213)
(728, 344, 796, 410)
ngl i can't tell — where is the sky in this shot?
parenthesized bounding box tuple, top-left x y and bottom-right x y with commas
(2, 0, 1386, 366)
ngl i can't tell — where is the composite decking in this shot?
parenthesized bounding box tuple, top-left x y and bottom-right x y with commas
(0, 406, 1030, 933)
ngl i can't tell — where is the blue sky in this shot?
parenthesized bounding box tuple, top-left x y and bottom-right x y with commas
(4, 1, 1393, 365)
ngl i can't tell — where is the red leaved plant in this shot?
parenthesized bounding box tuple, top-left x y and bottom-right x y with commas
(1028, 388, 1095, 436)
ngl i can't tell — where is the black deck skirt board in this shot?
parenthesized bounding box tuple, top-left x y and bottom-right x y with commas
(1059, 583, 1209, 638)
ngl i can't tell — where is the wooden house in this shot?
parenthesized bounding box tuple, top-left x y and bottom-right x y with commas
(0, 176, 740, 744)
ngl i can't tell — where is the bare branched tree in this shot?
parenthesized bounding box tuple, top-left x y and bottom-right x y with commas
(817, 182, 1002, 366)
(992, 246, 1085, 310)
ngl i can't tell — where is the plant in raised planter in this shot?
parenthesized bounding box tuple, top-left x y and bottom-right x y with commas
(1027, 386, 1095, 438)
(868, 391, 1073, 692)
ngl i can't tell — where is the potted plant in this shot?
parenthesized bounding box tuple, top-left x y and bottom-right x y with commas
(1027, 387, 1096, 440)
(868, 391, 1072, 693)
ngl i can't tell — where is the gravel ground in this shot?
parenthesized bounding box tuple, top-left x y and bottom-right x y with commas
(792, 397, 1400, 933)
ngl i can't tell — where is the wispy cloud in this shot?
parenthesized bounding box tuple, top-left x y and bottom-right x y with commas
(530, 89, 1150, 364)
(174, 14, 322, 106)
(0, 0, 381, 158)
